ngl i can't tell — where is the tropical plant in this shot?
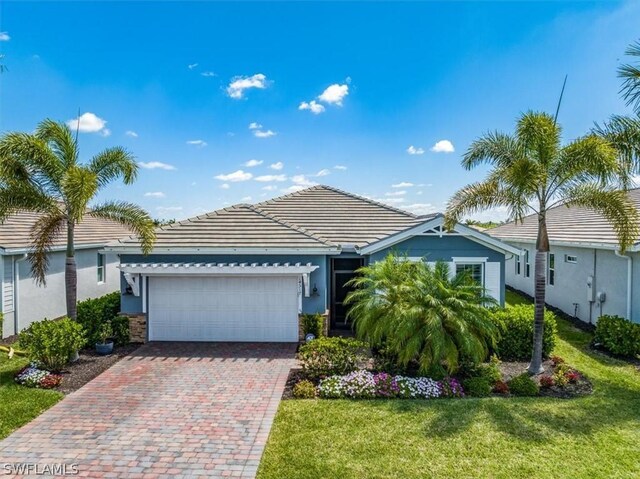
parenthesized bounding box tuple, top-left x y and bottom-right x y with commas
(346, 254, 499, 375)
(19, 317, 85, 371)
(444, 112, 639, 373)
(0, 119, 156, 319)
(619, 40, 640, 115)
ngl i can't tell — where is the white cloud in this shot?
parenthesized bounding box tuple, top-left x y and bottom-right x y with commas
(386, 190, 406, 196)
(186, 139, 207, 147)
(291, 175, 316, 187)
(315, 169, 331, 177)
(241, 196, 253, 202)
(220, 183, 230, 189)
(248, 122, 262, 130)
(139, 161, 176, 170)
(66, 112, 110, 135)
(465, 206, 511, 223)
(405, 203, 438, 216)
(334, 165, 347, 170)
(0, 32, 10, 41)
(254, 129, 276, 138)
(188, 63, 199, 70)
(298, 100, 325, 114)
(144, 191, 166, 198)
(200, 71, 216, 77)
(215, 170, 253, 182)
(282, 185, 307, 193)
(255, 174, 287, 182)
(125, 130, 138, 138)
(318, 84, 349, 106)
(270, 161, 284, 170)
(406, 145, 425, 155)
(431, 140, 455, 153)
(262, 185, 278, 191)
(244, 159, 263, 167)
(392, 182, 414, 188)
(226, 73, 268, 99)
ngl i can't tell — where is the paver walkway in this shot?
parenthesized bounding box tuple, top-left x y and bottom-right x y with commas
(0, 342, 297, 478)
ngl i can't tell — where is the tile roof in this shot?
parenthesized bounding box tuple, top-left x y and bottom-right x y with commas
(489, 188, 640, 248)
(112, 185, 435, 251)
(0, 210, 132, 250)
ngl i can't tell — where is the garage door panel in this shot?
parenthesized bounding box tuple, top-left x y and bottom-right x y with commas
(149, 276, 299, 342)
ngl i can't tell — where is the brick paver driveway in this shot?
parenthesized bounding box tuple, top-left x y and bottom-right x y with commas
(0, 342, 297, 478)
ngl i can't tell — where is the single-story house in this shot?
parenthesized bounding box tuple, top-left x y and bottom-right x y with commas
(105, 185, 521, 343)
(1, 211, 130, 338)
(489, 188, 640, 325)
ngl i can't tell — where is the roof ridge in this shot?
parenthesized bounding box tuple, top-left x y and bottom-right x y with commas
(253, 185, 321, 206)
(248, 204, 336, 246)
(317, 184, 419, 218)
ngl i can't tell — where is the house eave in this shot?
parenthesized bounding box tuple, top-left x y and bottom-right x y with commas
(494, 237, 640, 252)
(0, 243, 109, 255)
(103, 246, 341, 255)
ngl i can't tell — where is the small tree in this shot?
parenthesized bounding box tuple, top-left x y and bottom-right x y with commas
(0, 119, 156, 319)
(346, 255, 498, 375)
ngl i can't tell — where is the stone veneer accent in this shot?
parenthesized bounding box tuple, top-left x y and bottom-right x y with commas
(122, 313, 147, 343)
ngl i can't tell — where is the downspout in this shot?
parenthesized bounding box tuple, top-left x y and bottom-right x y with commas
(13, 254, 28, 335)
(615, 250, 632, 321)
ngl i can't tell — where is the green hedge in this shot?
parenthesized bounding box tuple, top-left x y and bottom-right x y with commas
(300, 313, 324, 338)
(298, 337, 368, 379)
(76, 292, 128, 346)
(491, 305, 557, 361)
(594, 315, 640, 357)
(19, 318, 85, 371)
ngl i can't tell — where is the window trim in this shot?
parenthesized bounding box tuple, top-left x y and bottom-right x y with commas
(97, 253, 105, 284)
(548, 253, 555, 286)
(452, 258, 486, 288)
(564, 254, 578, 264)
(524, 250, 531, 278)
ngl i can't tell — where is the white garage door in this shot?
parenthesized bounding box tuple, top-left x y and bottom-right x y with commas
(148, 276, 299, 342)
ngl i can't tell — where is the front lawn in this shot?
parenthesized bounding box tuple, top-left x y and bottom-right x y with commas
(258, 293, 640, 479)
(0, 352, 63, 440)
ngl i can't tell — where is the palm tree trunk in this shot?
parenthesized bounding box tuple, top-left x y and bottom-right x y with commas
(65, 221, 77, 320)
(528, 212, 549, 375)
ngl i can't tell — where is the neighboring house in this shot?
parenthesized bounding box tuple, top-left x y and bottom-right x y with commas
(490, 188, 640, 325)
(105, 185, 520, 343)
(1, 211, 131, 338)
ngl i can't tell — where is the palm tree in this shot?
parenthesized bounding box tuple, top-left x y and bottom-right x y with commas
(0, 119, 156, 320)
(346, 255, 498, 375)
(444, 111, 639, 374)
(619, 40, 640, 115)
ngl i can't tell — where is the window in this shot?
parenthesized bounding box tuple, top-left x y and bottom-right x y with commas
(564, 254, 577, 264)
(515, 255, 521, 275)
(97, 254, 105, 283)
(548, 253, 555, 286)
(456, 263, 484, 285)
(524, 250, 530, 278)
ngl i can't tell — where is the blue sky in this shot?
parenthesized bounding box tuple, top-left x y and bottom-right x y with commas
(1, 1, 639, 221)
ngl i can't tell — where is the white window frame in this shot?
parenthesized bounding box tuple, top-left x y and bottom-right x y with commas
(564, 254, 578, 264)
(97, 253, 105, 284)
(548, 253, 555, 286)
(451, 257, 487, 287)
(515, 255, 521, 275)
(524, 250, 531, 278)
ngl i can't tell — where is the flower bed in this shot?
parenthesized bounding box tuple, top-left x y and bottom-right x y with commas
(314, 370, 462, 399)
(15, 363, 62, 389)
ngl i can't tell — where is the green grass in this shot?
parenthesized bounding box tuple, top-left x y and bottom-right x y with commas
(258, 291, 640, 479)
(505, 289, 532, 306)
(0, 350, 62, 440)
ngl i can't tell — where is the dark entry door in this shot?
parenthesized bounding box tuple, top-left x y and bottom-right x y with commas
(331, 257, 364, 330)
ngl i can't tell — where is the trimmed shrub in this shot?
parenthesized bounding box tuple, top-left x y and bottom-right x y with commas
(462, 377, 492, 397)
(76, 292, 127, 346)
(459, 360, 502, 384)
(19, 318, 85, 372)
(293, 380, 317, 399)
(298, 337, 368, 380)
(493, 380, 510, 394)
(300, 313, 324, 338)
(594, 315, 640, 357)
(508, 373, 539, 396)
(491, 305, 557, 361)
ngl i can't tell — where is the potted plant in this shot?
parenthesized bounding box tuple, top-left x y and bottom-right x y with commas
(95, 321, 114, 355)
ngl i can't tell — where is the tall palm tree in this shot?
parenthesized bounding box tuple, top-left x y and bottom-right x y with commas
(0, 119, 156, 320)
(346, 255, 498, 374)
(444, 112, 639, 374)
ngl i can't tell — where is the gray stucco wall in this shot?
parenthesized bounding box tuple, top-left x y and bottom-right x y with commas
(1, 249, 121, 338)
(119, 254, 329, 315)
(504, 241, 637, 324)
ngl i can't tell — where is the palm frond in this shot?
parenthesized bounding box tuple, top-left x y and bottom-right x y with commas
(0, 183, 59, 223)
(88, 147, 138, 188)
(88, 201, 156, 254)
(619, 40, 640, 115)
(462, 131, 523, 170)
(61, 166, 98, 222)
(516, 111, 561, 168)
(35, 119, 78, 170)
(593, 115, 640, 182)
(29, 210, 67, 286)
(562, 184, 639, 253)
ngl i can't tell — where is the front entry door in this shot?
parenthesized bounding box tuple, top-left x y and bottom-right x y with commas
(331, 258, 364, 330)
